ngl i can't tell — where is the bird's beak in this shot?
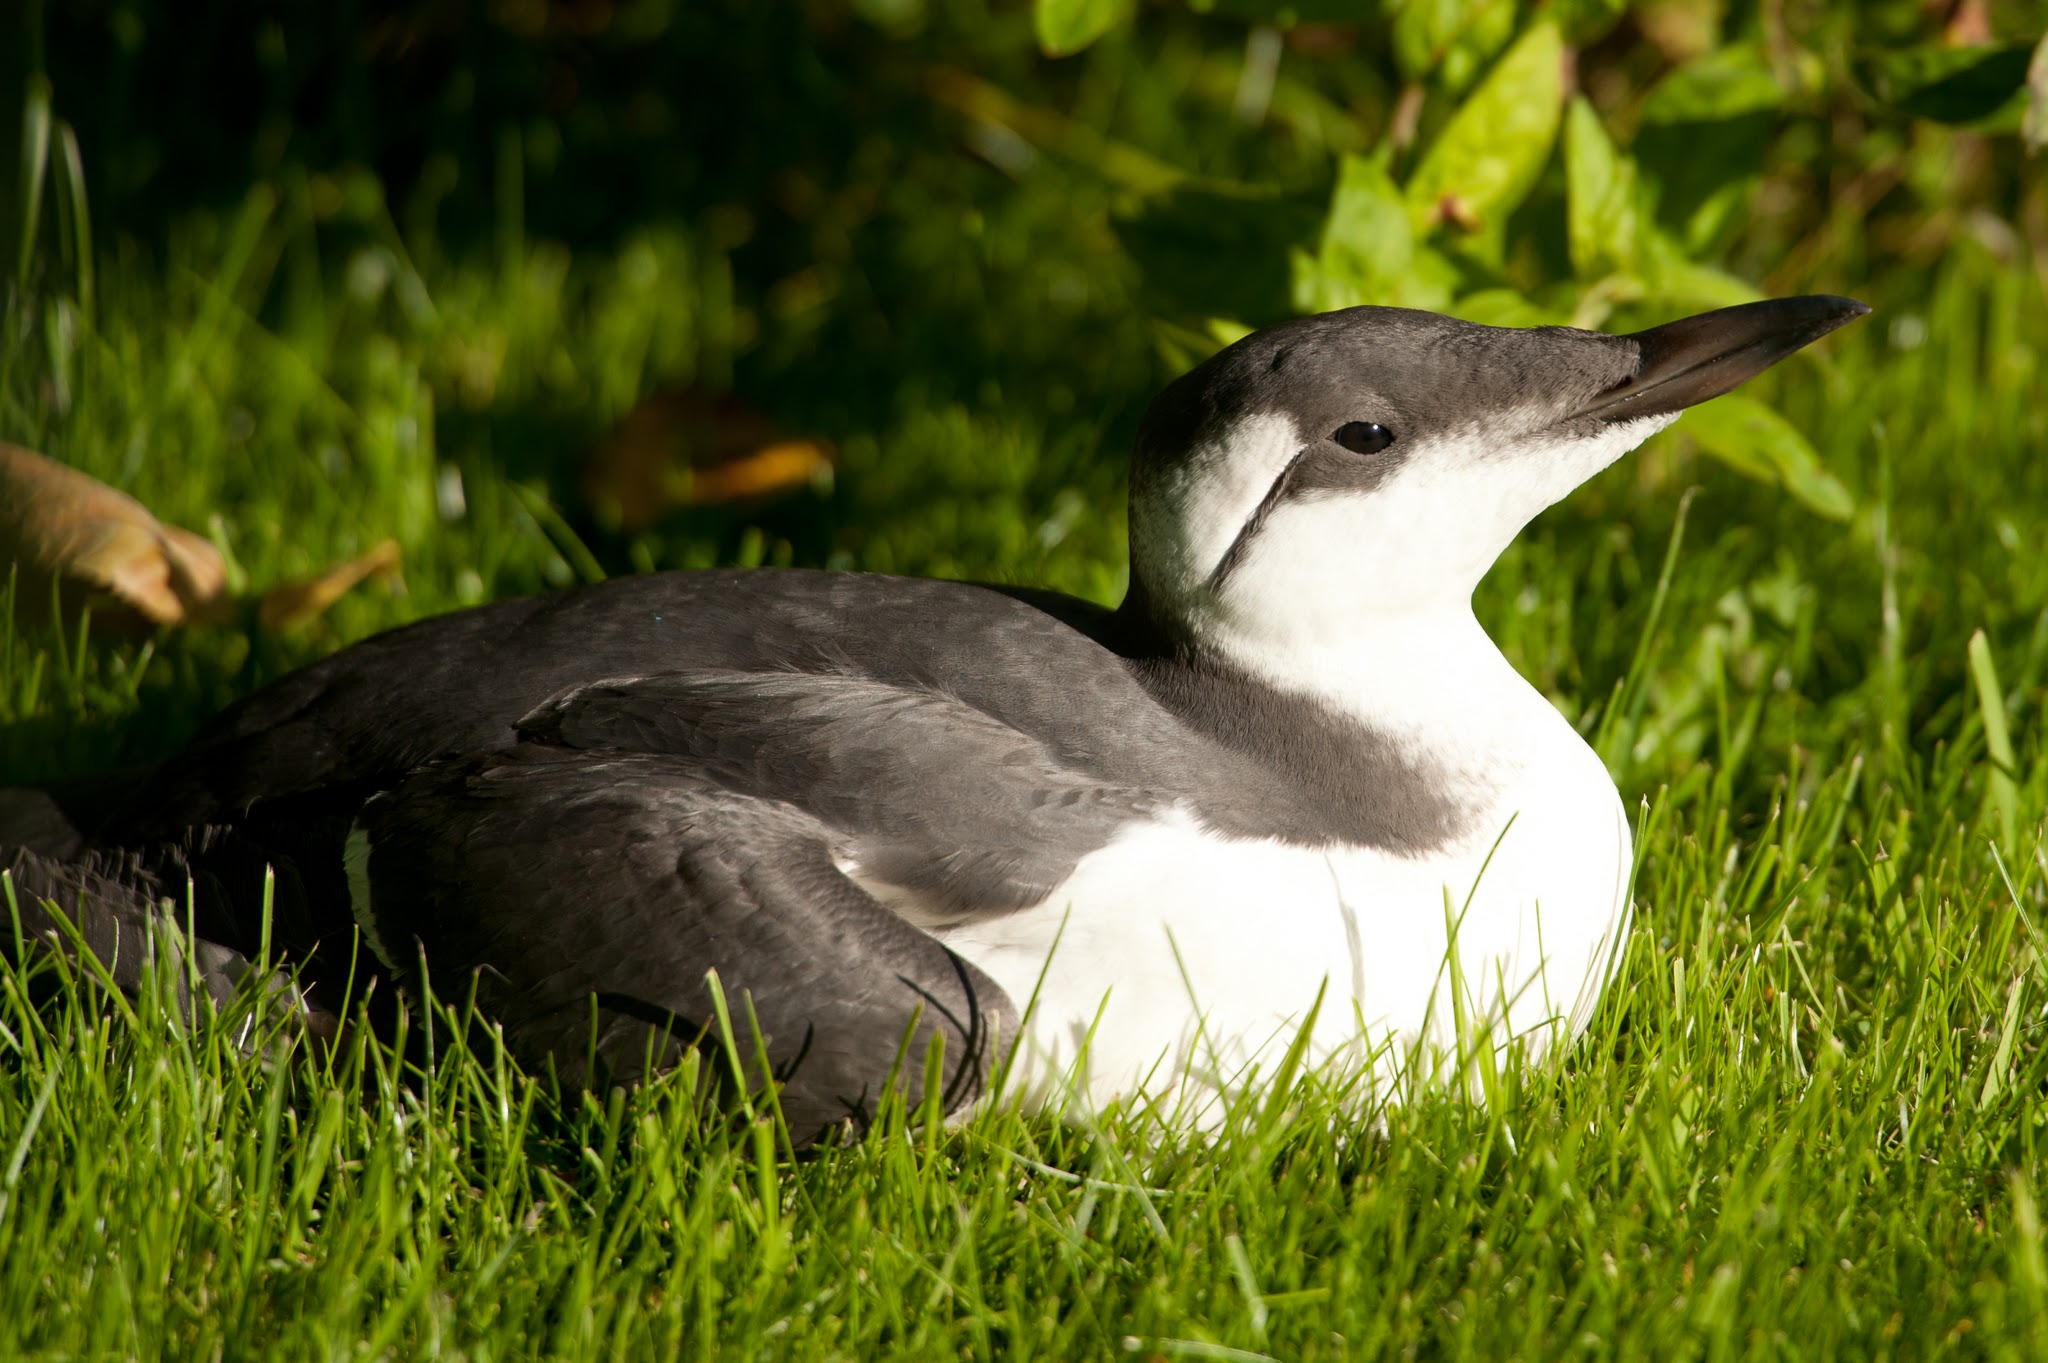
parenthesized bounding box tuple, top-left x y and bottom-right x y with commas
(1571, 295, 1871, 424)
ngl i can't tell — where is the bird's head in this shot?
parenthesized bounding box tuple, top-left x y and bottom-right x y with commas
(1125, 297, 1868, 655)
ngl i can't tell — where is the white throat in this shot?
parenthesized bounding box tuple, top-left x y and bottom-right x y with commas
(1207, 603, 1563, 785)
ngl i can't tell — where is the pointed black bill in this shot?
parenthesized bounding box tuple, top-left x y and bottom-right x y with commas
(1572, 295, 1871, 424)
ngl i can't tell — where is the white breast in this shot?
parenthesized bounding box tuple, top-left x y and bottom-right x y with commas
(923, 679, 1633, 1121)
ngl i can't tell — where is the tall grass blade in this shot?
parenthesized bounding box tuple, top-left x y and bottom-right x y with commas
(1969, 628, 2021, 857)
(12, 77, 49, 288)
(51, 119, 89, 317)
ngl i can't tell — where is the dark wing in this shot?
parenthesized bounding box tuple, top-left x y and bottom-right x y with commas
(515, 669, 1167, 919)
(109, 572, 1144, 841)
(355, 747, 1015, 1142)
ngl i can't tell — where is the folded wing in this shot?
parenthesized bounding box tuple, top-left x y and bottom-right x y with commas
(356, 668, 1163, 1137)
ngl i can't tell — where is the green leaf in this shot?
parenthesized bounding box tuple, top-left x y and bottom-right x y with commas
(1200, 0, 1377, 18)
(1293, 154, 1457, 312)
(1855, 43, 2033, 130)
(1205, 317, 1254, 347)
(1392, 0, 1516, 90)
(1315, 156, 1413, 285)
(1639, 232, 1762, 311)
(1636, 44, 1782, 252)
(1549, 0, 1627, 47)
(1034, 0, 1131, 57)
(1565, 97, 1640, 280)
(1405, 20, 1565, 240)
(1681, 394, 1854, 521)
(1394, 0, 1475, 82)
(1443, 0, 1519, 95)
(1639, 44, 1783, 124)
(1150, 318, 1224, 375)
(1451, 288, 1571, 327)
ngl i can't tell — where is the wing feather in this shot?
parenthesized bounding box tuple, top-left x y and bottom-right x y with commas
(516, 669, 1163, 918)
(357, 747, 1014, 1142)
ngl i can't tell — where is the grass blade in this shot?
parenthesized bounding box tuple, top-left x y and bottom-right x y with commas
(1969, 628, 2021, 857)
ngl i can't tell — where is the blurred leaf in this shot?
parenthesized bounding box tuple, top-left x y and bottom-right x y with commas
(1854, 43, 2033, 129)
(1681, 394, 1853, 521)
(1639, 232, 1763, 310)
(851, 0, 929, 36)
(1636, 44, 1782, 252)
(1450, 288, 1571, 326)
(1201, 0, 1387, 17)
(1406, 20, 1565, 243)
(1325, 155, 1410, 267)
(1550, 0, 1628, 47)
(1205, 317, 1255, 347)
(2024, 32, 2048, 154)
(1294, 155, 1460, 312)
(1393, 0, 1517, 89)
(0, 441, 227, 631)
(582, 389, 833, 533)
(1633, 0, 1720, 62)
(1565, 97, 1641, 279)
(682, 443, 832, 505)
(1394, 0, 1467, 78)
(1034, 0, 1132, 57)
(1150, 318, 1225, 375)
(1436, 2, 1519, 94)
(1639, 42, 1783, 123)
(927, 68, 1189, 195)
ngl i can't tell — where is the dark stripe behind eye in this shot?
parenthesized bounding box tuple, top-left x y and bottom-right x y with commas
(1206, 451, 1305, 592)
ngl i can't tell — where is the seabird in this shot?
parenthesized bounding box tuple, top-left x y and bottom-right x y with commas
(1, 296, 1868, 1140)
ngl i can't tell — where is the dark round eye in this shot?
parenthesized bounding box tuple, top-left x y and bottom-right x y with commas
(1331, 421, 1395, 455)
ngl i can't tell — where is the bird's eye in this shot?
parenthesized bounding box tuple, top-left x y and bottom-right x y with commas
(1331, 421, 1394, 455)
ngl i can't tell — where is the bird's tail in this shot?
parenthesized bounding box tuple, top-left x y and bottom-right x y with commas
(1, 784, 308, 1022)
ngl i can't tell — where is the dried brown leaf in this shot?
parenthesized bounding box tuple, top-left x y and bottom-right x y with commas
(0, 441, 228, 629)
(258, 539, 404, 634)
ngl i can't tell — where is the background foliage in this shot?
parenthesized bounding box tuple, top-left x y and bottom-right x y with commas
(3, 0, 2048, 1357)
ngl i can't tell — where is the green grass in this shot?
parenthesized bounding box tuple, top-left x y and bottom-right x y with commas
(6, 28, 2048, 1360)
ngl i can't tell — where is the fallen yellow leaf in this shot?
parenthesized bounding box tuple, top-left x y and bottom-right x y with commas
(677, 440, 832, 506)
(581, 388, 833, 532)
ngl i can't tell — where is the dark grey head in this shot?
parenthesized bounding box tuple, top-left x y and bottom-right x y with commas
(1124, 297, 1868, 649)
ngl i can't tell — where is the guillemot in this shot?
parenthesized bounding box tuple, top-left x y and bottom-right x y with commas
(1, 296, 1867, 1140)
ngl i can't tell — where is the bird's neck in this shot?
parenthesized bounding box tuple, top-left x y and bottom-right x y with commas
(1225, 608, 1547, 745)
(1115, 589, 1568, 779)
